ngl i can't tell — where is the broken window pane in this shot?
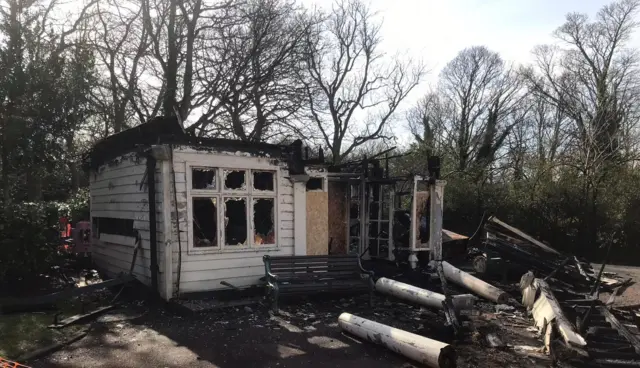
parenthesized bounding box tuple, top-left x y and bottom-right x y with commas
(224, 198, 247, 245)
(253, 198, 275, 245)
(192, 197, 218, 247)
(224, 170, 246, 190)
(253, 171, 275, 191)
(192, 168, 217, 190)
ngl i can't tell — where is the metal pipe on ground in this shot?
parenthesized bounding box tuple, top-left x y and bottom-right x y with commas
(441, 261, 509, 304)
(338, 313, 456, 368)
(376, 277, 476, 310)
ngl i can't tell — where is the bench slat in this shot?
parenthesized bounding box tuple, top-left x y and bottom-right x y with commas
(267, 255, 357, 260)
(277, 274, 362, 282)
(263, 254, 373, 312)
(270, 265, 359, 271)
(269, 259, 358, 266)
(280, 281, 368, 289)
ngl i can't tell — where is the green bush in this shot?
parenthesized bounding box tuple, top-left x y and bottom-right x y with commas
(62, 188, 90, 223)
(0, 202, 66, 283)
(442, 167, 640, 264)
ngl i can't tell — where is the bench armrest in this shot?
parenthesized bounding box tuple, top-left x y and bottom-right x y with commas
(357, 256, 375, 278)
(263, 255, 279, 282)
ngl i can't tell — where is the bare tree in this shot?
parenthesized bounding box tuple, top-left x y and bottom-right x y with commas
(423, 46, 524, 172)
(517, 0, 640, 250)
(90, 0, 149, 133)
(191, 0, 311, 141)
(522, 0, 640, 160)
(407, 92, 446, 158)
(87, 0, 234, 132)
(530, 95, 567, 167)
(302, 0, 425, 164)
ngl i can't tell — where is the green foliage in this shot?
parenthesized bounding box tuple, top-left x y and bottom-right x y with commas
(58, 189, 90, 224)
(0, 202, 65, 283)
(440, 166, 640, 264)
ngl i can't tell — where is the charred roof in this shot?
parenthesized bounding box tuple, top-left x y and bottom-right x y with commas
(86, 116, 322, 171)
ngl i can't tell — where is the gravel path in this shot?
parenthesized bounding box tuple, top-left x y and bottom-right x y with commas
(594, 264, 640, 307)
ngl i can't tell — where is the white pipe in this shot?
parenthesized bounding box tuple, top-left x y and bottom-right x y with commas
(441, 261, 509, 304)
(376, 277, 476, 310)
(338, 313, 456, 368)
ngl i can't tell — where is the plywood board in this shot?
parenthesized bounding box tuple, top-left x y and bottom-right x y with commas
(306, 191, 329, 255)
(327, 182, 348, 254)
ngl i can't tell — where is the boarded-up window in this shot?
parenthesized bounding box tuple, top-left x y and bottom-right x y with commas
(192, 197, 218, 247)
(224, 198, 247, 245)
(253, 198, 275, 245)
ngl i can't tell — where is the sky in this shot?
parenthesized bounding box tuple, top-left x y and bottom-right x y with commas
(306, 0, 640, 143)
(308, 0, 640, 85)
(58, 0, 640, 143)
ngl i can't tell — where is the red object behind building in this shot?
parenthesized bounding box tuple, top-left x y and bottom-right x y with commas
(59, 217, 72, 238)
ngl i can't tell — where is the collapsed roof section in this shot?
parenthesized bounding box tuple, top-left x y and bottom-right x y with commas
(85, 116, 325, 172)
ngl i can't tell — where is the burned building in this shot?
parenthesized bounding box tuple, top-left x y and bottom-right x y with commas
(86, 117, 326, 299)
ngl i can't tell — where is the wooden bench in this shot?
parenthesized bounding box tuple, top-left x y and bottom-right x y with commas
(263, 255, 375, 312)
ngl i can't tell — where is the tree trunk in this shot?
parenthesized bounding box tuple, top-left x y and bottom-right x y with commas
(26, 166, 43, 201)
(164, 0, 178, 117)
(1, 119, 10, 213)
(66, 132, 79, 192)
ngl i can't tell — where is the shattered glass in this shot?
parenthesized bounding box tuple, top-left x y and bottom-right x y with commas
(224, 170, 246, 190)
(192, 168, 217, 189)
(253, 198, 275, 245)
(224, 197, 247, 245)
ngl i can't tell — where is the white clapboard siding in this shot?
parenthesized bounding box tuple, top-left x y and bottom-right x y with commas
(179, 275, 266, 293)
(177, 266, 265, 283)
(169, 148, 296, 294)
(92, 184, 150, 196)
(92, 193, 157, 204)
(172, 245, 293, 262)
(90, 202, 151, 212)
(92, 241, 151, 282)
(90, 153, 164, 290)
(96, 153, 144, 172)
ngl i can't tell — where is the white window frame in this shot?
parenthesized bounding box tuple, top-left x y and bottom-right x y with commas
(186, 161, 279, 254)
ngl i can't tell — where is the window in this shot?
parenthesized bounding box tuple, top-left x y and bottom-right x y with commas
(187, 165, 277, 251)
(92, 217, 135, 238)
(306, 177, 323, 191)
(192, 197, 218, 247)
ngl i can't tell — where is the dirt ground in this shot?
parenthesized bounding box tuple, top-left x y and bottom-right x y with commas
(594, 264, 640, 307)
(5, 264, 638, 368)
(19, 290, 554, 368)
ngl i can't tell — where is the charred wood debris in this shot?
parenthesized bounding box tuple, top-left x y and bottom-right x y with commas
(460, 215, 640, 367)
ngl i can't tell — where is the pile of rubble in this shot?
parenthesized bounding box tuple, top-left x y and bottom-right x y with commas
(343, 216, 639, 368)
(469, 216, 639, 367)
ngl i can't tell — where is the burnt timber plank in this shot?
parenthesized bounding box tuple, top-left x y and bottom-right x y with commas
(48, 305, 115, 329)
(599, 306, 640, 355)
